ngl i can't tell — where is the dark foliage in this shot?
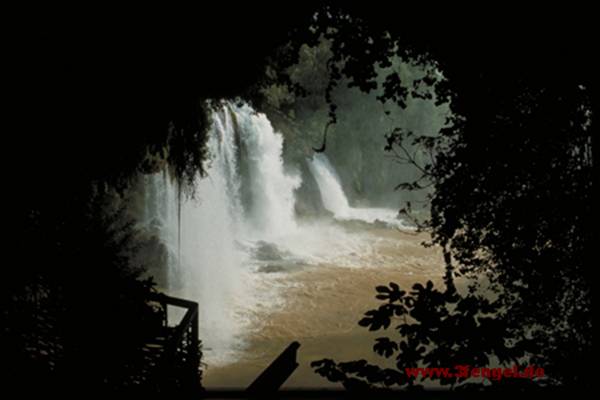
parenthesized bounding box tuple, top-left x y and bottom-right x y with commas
(3, 2, 593, 393)
(3, 190, 157, 390)
(2, 188, 204, 393)
(312, 281, 533, 390)
(4, 5, 320, 392)
(292, 3, 594, 391)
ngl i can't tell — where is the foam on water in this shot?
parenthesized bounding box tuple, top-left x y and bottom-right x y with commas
(307, 153, 413, 230)
(141, 102, 410, 366)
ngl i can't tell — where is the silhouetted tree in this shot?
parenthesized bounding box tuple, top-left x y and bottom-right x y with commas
(4, 5, 319, 392)
(281, 4, 594, 391)
(3, 3, 593, 393)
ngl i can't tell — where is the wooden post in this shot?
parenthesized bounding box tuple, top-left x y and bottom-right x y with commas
(246, 341, 301, 394)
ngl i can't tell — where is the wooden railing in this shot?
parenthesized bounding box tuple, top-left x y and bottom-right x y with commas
(147, 292, 300, 393)
(147, 292, 200, 390)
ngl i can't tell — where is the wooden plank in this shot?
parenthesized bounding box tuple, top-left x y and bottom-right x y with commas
(246, 341, 300, 394)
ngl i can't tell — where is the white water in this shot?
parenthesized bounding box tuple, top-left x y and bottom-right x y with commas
(307, 153, 411, 229)
(141, 171, 180, 285)
(142, 103, 304, 364)
(141, 102, 410, 366)
(235, 106, 301, 240)
(306, 153, 351, 216)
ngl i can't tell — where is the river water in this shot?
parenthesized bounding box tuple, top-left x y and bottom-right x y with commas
(139, 102, 444, 388)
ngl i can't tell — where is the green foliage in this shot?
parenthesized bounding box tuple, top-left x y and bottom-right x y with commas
(260, 35, 447, 210)
(313, 281, 530, 390)
(7, 3, 592, 392)
(293, 3, 593, 390)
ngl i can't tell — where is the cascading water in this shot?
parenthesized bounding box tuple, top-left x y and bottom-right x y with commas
(141, 102, 301, 364)
(307, 153, 412, 228)
(140, 102, 412, 366)
(172, 106, 250, 364)
(141, 170, 180, 285)
(306, 153, 351, 217)
(235, 106, 301, 240)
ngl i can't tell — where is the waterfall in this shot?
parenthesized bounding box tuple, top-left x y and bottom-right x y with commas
(234, 105, 301, 239)
(139, 102, 413, 366)
(141, 170, 180, 285)
(141, 102, 300, 364)
(306, 153, 351, 217)
(308, 153, 411, 228)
